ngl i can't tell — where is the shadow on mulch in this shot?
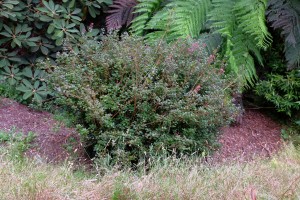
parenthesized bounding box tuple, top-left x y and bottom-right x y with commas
(0, 98, 283, 165)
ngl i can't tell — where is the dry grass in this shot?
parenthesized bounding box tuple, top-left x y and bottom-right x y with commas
(0, 144, 300, 200)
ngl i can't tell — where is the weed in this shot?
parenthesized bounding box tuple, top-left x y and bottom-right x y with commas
(0, 130, 36, 161)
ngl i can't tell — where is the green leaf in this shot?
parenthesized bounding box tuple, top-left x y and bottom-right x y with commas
(3, 25, 12, 34)
(34, 93, 43, 102)
(0, 32, 12, 37)
(23, 91, 33, 100)
(47, 24, 55, 34)
(22, 68, 33, 78)
(41, 46, 49, 55)
(34, 81, 40, 89)
(16, 85, 31, 93)
(22, 79, 33, 89)
(55, 30, 64, 38)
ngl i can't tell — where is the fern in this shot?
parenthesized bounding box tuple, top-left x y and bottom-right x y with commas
(235, 0, 272, 48)
(209, 0, 237, 37)
(106, 0, 138, 31)
(131, 0, 165, 36)
(267, 0, 300, 69)
(210, 0, 271, 87)
(143, 0, 211, 41)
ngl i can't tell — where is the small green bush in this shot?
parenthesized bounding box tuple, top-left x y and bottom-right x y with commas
(256, 69, 300, 116)
(47, 34, 238, 166)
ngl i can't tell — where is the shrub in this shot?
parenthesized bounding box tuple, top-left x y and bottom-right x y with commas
(46, 34, 238, 166)
(0, 0, 111, 102)
(255, 40, 300, 117)
(256, 69, 300, 116)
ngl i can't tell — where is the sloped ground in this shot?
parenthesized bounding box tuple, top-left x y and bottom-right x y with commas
(0, 98, 85, 163)
(0, 98, 283, 163)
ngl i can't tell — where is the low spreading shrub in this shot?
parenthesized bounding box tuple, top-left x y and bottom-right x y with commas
(46, 34, 238, 166)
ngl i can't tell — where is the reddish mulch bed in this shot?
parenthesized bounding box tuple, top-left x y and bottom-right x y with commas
(0, 98, 86, 163)
(0, 98, 283, 164)
(211, 109, 283, 163)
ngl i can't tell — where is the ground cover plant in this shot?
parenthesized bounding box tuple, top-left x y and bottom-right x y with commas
(45, 33, 239, 166)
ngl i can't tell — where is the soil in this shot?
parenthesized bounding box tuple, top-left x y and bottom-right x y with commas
(0, 98, 283, 164)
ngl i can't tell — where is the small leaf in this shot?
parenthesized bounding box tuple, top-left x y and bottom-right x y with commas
(41, 46, 49, 55)
(22, 79, 33, 89)
(22, 68, 33, 78)
(34, 81, 40, 89)
(34, 93, 43, 102)
(47, 24, 55, 34)
(23, 91, 33, 100)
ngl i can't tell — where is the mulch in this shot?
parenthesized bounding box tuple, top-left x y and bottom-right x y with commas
(211, 109, 283, 163)
(0, 98, 283, 164)
(0, 98, 86, 163)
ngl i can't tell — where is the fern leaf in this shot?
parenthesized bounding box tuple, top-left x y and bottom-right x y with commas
(228, 29, 258, 87)
(131, 0, 164, 36)
(235, 0, 271, 49)
(286, 36, 300, 69)
(210, 0, 271, 88)
(106, 0, 138, 31)
(209, 0, 237, 37)
(144, 0, 211, 42)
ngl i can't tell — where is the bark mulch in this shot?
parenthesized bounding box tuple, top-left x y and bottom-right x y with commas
(0, 98, 86, 163)
(211, 109, 283, 163)
(0, 98, 283, 164)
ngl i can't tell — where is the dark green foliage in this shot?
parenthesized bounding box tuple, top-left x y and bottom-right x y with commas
(267, 0, 300, 69)
(255, 40, 300, 116)
(106, 0, 138, 31)
(46, 34, 238, 166)
(256, 69, 300, 116)
(0, 0, 111, 102)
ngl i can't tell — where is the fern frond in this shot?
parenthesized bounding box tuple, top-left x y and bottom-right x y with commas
(166, 0, 211, 39)
(235, 0, 272, 49)
(209, 0, 237, 37)
(267, 0, 300, 69)
(106, 0, 138, 31)
(227, 29, 258, 87)
(106, 0, 137, 31)
(210, 0, 271, 88)
(131, 0, 164, 36)
(286, 35, 300, 69)
(144, 0, 211, 42)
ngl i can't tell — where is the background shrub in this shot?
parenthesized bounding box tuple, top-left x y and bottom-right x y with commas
(255, 35, 300, 117)
(0, 0, 111, 102)
(46, 34, 238, 166)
